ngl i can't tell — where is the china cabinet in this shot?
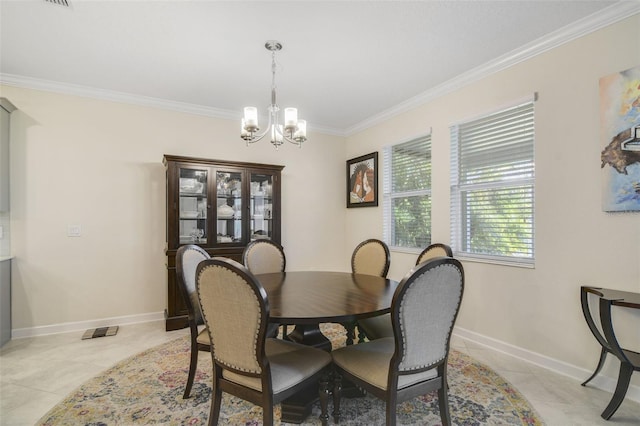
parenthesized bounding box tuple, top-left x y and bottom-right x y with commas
(163, 154, 284, 330)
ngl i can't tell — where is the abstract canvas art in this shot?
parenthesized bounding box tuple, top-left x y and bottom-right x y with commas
(599, 65, 640, 212)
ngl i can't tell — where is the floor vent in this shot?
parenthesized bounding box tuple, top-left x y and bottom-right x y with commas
(82, 326, 119, 340)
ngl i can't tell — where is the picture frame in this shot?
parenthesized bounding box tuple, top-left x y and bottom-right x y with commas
(346, 152, 378, 208)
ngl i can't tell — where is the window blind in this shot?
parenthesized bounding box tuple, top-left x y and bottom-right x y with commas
(383, 134, 432, 250)
(450, 101, 535, 265)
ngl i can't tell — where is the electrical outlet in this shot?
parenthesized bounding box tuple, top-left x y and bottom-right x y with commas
(67, 225, 81, 237)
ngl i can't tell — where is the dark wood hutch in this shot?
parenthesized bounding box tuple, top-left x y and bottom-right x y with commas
(163, 154, 283, 331)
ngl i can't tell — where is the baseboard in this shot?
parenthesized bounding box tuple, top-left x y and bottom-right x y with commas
(453, 326, 640, 404)
(11, 311, 165, 339)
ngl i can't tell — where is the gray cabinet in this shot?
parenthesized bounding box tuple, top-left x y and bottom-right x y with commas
(0, 98, 15, 347)
(0, 260, 10, 346)
(0, 98, 15, 212)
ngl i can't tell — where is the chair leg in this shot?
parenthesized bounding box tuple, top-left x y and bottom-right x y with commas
(319, 373, 330, 426)
(262, 404, 274, 426)
(209, 382, 222, 426)
(342, 322, 356, 345)
(332, 371, 342, 423)
(438, 385, 452, 426)
(582, 347, 608, 386)
(601, 362, 634, 420)
(386, 390, 398, 426)
(183, 341, 198, 399)
(357, 324, 366, 343)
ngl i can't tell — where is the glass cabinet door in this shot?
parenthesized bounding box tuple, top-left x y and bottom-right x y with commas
(250, 172, 275, 241)
(178, 167, 208, 245)
(216, 170, 243, 243)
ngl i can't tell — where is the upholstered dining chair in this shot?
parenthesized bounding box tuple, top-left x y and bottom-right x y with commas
(351, 238, 391, 277)
(347, 238, 391, 344)
(416, 243, 453, 265)
(358, 243, 453, 341)
(175, 244, 211, 399)
(243, 239, 287, 338)
(331, 257, 465, 426)
(196, 257, 332, 426)
(242, 239, 286, 275)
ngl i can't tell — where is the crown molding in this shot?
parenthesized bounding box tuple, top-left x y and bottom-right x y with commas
(1, 2, 637, 139)
(345, 2, 640, 136)
(0, 73, 346, 136)
(0, 73, 239, 120)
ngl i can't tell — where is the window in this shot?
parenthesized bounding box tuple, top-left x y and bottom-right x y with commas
(450, 100, 535, 266)
(383, 134, 432, 250)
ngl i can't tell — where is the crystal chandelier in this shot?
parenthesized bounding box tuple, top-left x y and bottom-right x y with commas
(241, 40, 307, 148)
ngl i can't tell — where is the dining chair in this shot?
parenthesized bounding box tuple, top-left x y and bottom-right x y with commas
(332, 257, 464, 426)
(351, 238, 391, 277)
(359, 243, 453, 341)
(416, 243, 453, 265)
(597, 296, 640, 420)
(347, 238, 391, 344)
(175, 244, 211, 399)
(196, 257, 332, 426)
(242, 239, 286, 275)
(243, 239, 287, 338)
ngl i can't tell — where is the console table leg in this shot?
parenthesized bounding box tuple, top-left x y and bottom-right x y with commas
(582, 347, 609, 386)
(601, 362, 633, 420)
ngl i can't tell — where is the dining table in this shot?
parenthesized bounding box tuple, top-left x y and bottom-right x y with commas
(255, 270, 400, 423)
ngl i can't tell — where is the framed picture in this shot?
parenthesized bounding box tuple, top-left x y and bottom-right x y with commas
(347, 152, 378, 208)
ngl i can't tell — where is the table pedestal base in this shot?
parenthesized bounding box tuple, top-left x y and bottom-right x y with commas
(286, 324, 332, 352)
(280, 325, 365, 423)
(281, 381, 319, 424)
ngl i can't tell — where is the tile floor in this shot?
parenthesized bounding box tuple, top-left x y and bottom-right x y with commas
(0, 321, 639, 425)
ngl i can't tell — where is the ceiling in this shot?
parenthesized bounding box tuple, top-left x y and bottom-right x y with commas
(1, 1, 637, 135)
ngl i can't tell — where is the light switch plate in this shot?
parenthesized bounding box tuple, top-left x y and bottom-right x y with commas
(67, 225, 81, 237)
(0, 226, 3, 239)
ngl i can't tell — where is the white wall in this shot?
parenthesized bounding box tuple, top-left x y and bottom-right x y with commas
(2, 86, 347, 330)
(346, 15, 640, 388)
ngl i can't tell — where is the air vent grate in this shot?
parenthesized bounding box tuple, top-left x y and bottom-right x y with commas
(44, 0, 70, 7)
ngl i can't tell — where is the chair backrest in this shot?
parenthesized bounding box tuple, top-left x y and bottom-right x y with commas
(391, 257, 464, 372)
(351, 238, 390, 277)
(416, 243, 452, 266)
(243, 239, 286, 275)
(176, 244, 211, 325)
(196, 257, 269, 375)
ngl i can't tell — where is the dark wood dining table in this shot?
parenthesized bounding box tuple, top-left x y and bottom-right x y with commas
(257, 270, 399, 349)
(255, 270, 400, 422)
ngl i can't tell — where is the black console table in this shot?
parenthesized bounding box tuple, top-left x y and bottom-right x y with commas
(580, 286, 640, 420)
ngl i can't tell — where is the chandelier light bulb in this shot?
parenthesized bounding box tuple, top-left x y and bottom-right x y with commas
(243, 107, 258, 131)
(284, 108, 298, 132)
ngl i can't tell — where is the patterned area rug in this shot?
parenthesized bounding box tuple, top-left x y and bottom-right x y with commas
(37, 324, 542, 425)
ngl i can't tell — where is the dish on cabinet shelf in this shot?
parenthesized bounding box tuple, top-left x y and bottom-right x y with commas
(181, 211, 199, 219)
(180, 179, 204, 194)
(217, 204, 234, 218)
(252, 234, 270, 240)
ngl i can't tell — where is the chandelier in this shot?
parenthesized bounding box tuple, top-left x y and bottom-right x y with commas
(241, 40, 307, 148)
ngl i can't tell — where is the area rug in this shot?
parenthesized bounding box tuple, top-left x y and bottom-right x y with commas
(37, 324, 542, 425)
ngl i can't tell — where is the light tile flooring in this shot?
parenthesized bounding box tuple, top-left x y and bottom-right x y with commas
(0, 321, 639, 425)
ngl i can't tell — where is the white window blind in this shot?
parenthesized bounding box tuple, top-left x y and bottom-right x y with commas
(450, 101, 535, 265)
(383, 134, 432, 250)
